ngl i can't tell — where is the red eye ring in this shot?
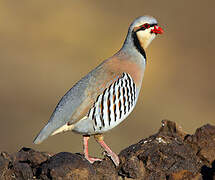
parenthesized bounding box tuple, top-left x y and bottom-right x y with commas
(142, 23, 150, 29)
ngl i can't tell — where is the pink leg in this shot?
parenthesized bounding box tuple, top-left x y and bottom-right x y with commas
(83, 135, 101, 163)
(94, 135, 120, 166)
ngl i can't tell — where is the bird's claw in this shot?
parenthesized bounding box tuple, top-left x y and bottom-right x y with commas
(102, 151, 119, 166)
(85, 156, 102, 164)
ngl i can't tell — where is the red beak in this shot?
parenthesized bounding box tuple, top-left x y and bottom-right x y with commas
(151, 25, 164, 34)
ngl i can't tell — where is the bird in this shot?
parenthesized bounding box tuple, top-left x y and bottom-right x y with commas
(33, 15, 163, 166)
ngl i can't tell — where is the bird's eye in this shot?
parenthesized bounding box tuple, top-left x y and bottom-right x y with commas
(142, 23, 150, 29)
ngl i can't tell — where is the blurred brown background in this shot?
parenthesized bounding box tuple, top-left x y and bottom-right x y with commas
(0, 0, 215, 157)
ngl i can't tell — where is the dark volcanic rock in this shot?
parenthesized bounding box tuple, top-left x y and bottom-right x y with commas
(93, 156, 118, 180)
(1, 120, 215, 179)
(40, 152, 95, 180)
(119, 120, 203, 179)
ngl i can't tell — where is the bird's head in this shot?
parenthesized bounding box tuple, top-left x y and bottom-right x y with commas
(130, 16, 163, 50)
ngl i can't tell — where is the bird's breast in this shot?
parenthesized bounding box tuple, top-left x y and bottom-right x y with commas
(105, 57, 145, 88)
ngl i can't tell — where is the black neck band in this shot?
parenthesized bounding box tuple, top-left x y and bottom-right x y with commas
(132, 31, 146, 60)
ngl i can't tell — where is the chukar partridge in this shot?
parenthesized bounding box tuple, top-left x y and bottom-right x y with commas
(34, 15, 163, 166)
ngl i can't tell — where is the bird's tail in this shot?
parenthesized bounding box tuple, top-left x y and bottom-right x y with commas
(33, 123, 52, 144)
(33, 122, 75, 144)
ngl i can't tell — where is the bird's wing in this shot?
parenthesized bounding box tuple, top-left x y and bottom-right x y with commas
(33, 62, 122, 144)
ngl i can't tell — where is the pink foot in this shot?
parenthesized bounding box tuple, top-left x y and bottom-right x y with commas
(106, 151, 120, 166)
(83, 135, 102, 164)
(96, 137, 120, 166)
(85, 156, 102, 164)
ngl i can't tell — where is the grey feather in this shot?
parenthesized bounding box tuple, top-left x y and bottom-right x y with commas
(33, 73, 91, 144)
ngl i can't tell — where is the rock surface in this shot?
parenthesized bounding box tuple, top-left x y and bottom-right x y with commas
(1, 120, 215, 179)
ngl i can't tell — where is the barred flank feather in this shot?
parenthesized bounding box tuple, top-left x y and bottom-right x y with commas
(88, 73, 136, 132)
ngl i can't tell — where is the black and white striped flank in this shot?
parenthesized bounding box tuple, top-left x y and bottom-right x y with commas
(87, 73, 137, 133)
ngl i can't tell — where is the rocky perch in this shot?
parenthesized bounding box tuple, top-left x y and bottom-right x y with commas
(1, 120, 215, 180)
